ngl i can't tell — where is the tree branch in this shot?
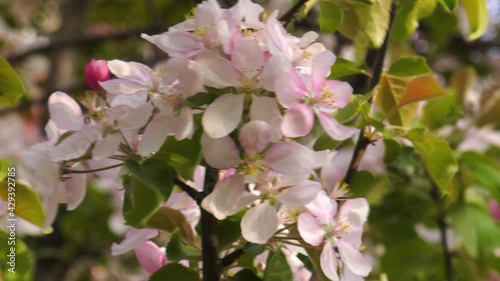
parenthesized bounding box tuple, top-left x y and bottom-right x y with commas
(173, 178, 204, 205)
(430, 183, 453, 280)
(342, 3, 397, 187)
(201, 167, 220, 281)
(279, 0, 309, 25)
(219, 248, 245, 269)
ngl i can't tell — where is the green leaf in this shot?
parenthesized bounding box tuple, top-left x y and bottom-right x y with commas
(350, 170, 375, 197)
(263, 249, 293, 281)
(0, 182, 46, 227)
(333, 94, 368, 124)
(382, 138, 402, 163)
(146, 206, 197, 245)
(0, 57, 26, 106)
(460, 151, 500, 203)
(218, 217, 242, 251)
(304, 247, 330, 281)
(405, 128, 458, 192)
(451, 67, 477, 106)
(421, 93, 462, 130)
(0, 158, 12, 181)
(166, 229, 201, 262)
(437, 0, 458, 11)
(319, 1, 343, 33)
(462, 0, 489, 40)
(157, 129, 203, 180)
(0, 231, 34, 281)
(125, 158, 175, 198)
(122, 176, 164, 227)
(388, 57, 431, 77)
(230, 269, 262, 281)
(149, 263, 200, 281)
(244, 243, 265, 256)
(392, 0, 437, 40)
(329, 58, 368, 79)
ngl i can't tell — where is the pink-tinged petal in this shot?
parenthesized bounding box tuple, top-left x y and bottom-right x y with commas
(99, 79, 149, 97)
(202, 94, 244, 138)
(264, 142, 314, 177)
(239, 121, 273, 154)
(111, 228, 158, 256)
(320, 244, 340, 281)
(48, 91, 83, 131)
(201, 175, 246, 220)
(231, 36, 265, 78)
(489, 199, 500, 220)
(178, 60, 205, 97)
(312, 150, 334, 169)
(306, 191, 337, 225)
(321, 150, 351, 192)
(141, 31, 204, 58)
(342, 266, 364, 281)
(134, 241, 167, 274)
(273, 73, 302, 108)
(93, 133, 121, 160)
(117, 103, 154, 130)
(195, 51, 239, 88)
(137, 113, 170, 156)
(316, 111, 358, 141)
(51, 125, 101, 162)
(170, 107, 194, 140)
(297, 212, 325, 246)
(323, 80, 353, 109)
(338, 198, 369, 229)
(34, 158, 59, 188)
(336, 238, 372, 277)
(277, 180, 322, 207)
(64, 168, 86, 211)
(266, 12, 293, 58)
(201, 133, 240, 170)
(311, 51, 336, 93)
(260, 55, 291, 92)
(0, 201, 8, 216)
(249, 96, 283, 142)
(281, 103, 314, 138)
(290, 68, 309, 97)
(341, 229, 363, 249)
(298, 31, 319, 48)
(241, 201, 278, 244)
(229, 0, 264, 29)
(169, 18, 195, 32)
(194, 0, 222, 27)
(45, 120, 61, 144)
(108, 92, 148, 108)
(107, 60, 153, 86)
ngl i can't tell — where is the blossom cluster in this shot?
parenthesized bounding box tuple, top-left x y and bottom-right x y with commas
(23, 0, 370, 279)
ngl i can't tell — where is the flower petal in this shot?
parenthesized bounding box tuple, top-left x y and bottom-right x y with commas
(51, 125, 101, 162)
(107, 60, 153, 86)
(201, 133, 240, 170)
(64, 169, 86, 211)
(111, 228, 158, 256)
(195, 50, 239, 88)
(201, 175, 246, 220)
(241, 201, 278, 244)
(93, 133, 121, 160)
(48, 91, 83, 131)
(277, 180, 322, 207)
(320, 244, 340, 281)
(316, 111, 358, 141)
(336, 238, 372, 277)
(137, 113, 170, 156)
(141, 31, 204, 58)
(306, 191, 337, 225)
(264, 142, 315, 177)
(134, 241, 167, 274)
(117, 103, 154, 130)
(338, 198, 369, 229)
(202, 94, 244, 138)
(323, 80, 353, 109)
(232, 36, 265, 78)
(239, 120, 273, 154)
(297, 212, 325, 246)
(281, 103, 314, 138)
(311, 51, 335, 93)
(249, 96, 283, 142)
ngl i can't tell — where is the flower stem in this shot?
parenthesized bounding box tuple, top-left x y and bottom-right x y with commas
(64, 163, 123, 174)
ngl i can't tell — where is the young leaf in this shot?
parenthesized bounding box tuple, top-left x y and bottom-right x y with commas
(122, 176, 164, 227)
(329, 58, 368, 79)
(375, 74, 418, 127)
(319, 1, 343, 33)
(146, 206, 196, 245)
(0, 57, 27, 106)
(462, 0, 489, 40)
(124, 158, 175, 199)
(405, 128, 458, 192)
(399, 75, 444, 106)
(0, 182, 46, 227)
(263, 249, 293, 281)
(149, 264, 200, 281)
(166, 229, 201, 262)
(382, 138, 402, 163)
(230, 269, 262, 281)
(387, 57, 431, 77)
(450, 67, 477, 106)
(438, 0, 458, 11)
(0, 158, 12, 181)
(391, 0, 437, 40)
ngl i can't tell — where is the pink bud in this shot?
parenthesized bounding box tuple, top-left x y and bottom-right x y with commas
(489, 199, 500, 221)
(84, 59, 109, 91)
(134, 241, 167, 274)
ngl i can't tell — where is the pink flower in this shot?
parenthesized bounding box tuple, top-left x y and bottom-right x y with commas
(134, 241, 167, 274)
(490, 199, 500, 221)
(84, 59, 110, 91)
(111, 228, 159, 256)
(297, 192, 372, 280)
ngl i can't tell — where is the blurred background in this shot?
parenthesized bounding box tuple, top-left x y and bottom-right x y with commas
(0, 0, 499, 280)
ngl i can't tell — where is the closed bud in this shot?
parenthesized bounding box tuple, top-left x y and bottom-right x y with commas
(84, 59, 109, 91)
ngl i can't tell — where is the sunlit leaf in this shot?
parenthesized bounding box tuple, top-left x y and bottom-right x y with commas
(319, 1, 343, 33)
(438, 0, 458, 11)
(0, 182, 46, 227)
(387, 57, 431, 77)
(450, 67, 477, 106)
(0, 57, 26, 106)
(462, 0, 489, 40)
(0, 158, 12, 181)
(392, 0, 437, 40)
(405, 128, 458, 192)
(146, 206, 197, 245)
(399, 75, 444, 106)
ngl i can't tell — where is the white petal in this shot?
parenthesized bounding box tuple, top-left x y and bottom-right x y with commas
(297, 212, 325, 246)
(48, 91, 83, 131)
(338, 198, 369, 229)
(111, 228, 158, 256)
(264, 142, 315, 177)
(202, 94, 244, 138)
(107, 60, 153, 86)
(239, 120, 273, 154)
(336, 238, 372, 277)
(241, 201, 278, 244)
(201, 175, 246, 220)
(320, 245, 340, 281)
(51, 125, 101, 162)
(231, 36, 265, 78)
(195, 50, 239, 88)
(93, 133, 121, 160)
(137, 113, 170, 156)
(201, 133, 240, 169)
(64, 167, 86, 211)
(306, 191, 337, 225)
(117, 103, 154, 130)
(277, 180, 322, 207)
(249, 96, 283, 142)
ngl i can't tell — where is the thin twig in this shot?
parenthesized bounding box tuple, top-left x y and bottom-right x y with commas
(430, 183, 453, 280)
(173, 178, 204, 205)
(342, 3, 398, 187)
(64, 163, 123, 174)
(279, 0, 309, 25)
(201, 167, 220, 281)
(219, 248, 244, 269)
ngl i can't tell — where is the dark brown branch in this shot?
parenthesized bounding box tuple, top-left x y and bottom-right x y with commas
(220, 248, 245, 269)
(5, 25, 169, 64)
(343, 3, 397, 187)
(430, 183, 453, 280)
(201, 167, 220, 281)
(279, 0, 309, 25)
(174, 178, 204, 205)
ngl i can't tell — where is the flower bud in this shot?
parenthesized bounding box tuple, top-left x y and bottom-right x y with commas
(134, 241, 167, 274)
(489, 199, 500, 221)
(84, 59, 109, 91)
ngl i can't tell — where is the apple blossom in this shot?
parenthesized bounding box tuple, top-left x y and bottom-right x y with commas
(84, 59, 110, 91)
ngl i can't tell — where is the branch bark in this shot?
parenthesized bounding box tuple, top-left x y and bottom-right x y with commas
(342, 3, 397, 187)
(201, 167, 220, 281)
(430, 184, 453, 280)
(174, 178, 204, 205)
